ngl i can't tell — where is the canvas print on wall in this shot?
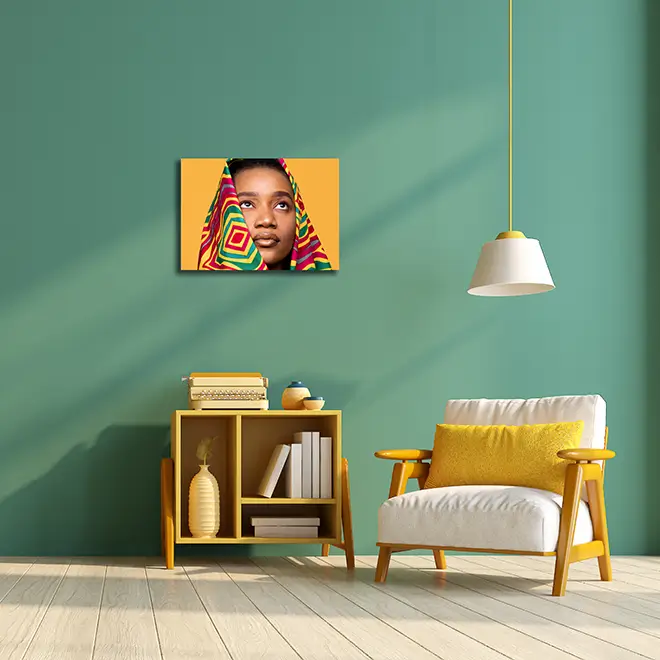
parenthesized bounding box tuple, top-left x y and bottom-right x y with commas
(180, 158, 339, 271)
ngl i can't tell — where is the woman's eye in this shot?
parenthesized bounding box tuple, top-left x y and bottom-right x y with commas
(240, 201, 253, 209)
(276, 202, 290, 210)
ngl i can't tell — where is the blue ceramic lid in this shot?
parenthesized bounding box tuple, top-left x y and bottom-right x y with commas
(287, 381, 307, 388)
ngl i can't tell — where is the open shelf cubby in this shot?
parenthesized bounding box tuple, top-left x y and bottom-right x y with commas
(171, 409, 342, 544)
(241, 502, 338, 543)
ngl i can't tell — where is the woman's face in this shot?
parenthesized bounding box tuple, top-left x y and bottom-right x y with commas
(233, 166, 297, 269)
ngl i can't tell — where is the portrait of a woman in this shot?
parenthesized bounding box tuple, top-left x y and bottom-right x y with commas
(197, 158, 333, 270)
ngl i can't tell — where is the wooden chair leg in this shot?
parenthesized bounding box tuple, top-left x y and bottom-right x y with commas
(433, 549, 447, 570)
(161, 458, 175, 570)
(321, 544, 330, 557)
(375, 546, 392, 582)
(586, 476, 612, 581)
(341, 458, 355, 570)
(552, 463, 583, 596)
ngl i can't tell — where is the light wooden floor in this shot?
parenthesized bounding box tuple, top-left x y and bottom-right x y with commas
(1, 554, 660, 659)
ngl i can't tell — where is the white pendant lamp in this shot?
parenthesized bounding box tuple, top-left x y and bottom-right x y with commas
(468, 0, 554, 297)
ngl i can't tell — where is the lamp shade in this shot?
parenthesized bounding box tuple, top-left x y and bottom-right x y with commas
(468, 232, 554, 297)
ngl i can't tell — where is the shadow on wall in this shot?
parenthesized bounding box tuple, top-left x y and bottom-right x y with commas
(0, 425, 169, 556)
(646, 0, 660, 553)
(0, 419, 352, 559)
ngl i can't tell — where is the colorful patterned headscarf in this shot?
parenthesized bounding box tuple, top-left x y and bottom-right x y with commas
(197, 158, 332, 270)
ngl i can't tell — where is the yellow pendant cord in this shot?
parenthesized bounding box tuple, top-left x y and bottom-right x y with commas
(509, 0, 513, 233)
(496, 0, 525, 241)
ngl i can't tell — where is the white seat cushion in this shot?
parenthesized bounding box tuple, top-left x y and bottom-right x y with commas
(378, 485, 594, 552)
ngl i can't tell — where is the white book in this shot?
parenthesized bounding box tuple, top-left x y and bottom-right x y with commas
(311, 431, 320, 498)
(250, 516, 320, 527)
(253, 525, 318, 538)
(320, 436, 333, 499)
(286, 443, 302, 498)
(294, 431, 313, 498)
(256, 444, 290, 498)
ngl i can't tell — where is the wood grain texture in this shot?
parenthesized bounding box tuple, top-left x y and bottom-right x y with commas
(0, 556, 659, 660)
(22, 561, 105, 660)
(305, 556, 512, 660)
(359, 555, 577, 660)
(93, 560, 162, 660)
(0, 559, 69, 660)
(219, 558, 368, 660)
(453, 555, 660, 642)
(501, 555, 660, 602)
(181, 559, 300, 660)
(393, 554, 642, 660)
(0, 557, 35, 602)
(400, 555, 659, 660)
(146, 564, 231, 660)
(253, 556, 440, 660)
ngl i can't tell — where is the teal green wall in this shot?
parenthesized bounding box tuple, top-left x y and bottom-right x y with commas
(0, 0, 655, 556)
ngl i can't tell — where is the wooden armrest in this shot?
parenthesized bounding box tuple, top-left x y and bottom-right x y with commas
(374, 449, 433, 461)
(557, 448, 615, 462)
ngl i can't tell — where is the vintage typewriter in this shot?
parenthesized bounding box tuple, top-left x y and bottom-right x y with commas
(182, 372, 269, 410)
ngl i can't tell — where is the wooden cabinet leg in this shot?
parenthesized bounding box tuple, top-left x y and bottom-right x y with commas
(341, 457, 355, 570)
(319, 458, 355, 569)
(161, 458, 175, 570)
(160, 494, 165, 557)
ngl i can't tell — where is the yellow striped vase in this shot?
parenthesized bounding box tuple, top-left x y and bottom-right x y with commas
(188, 464, 220, 538)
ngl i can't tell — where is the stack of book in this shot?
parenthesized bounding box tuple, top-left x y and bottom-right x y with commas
(250, 515, 320, 538)
(183, 372, 269, 410)
(256, 431, 333, 499)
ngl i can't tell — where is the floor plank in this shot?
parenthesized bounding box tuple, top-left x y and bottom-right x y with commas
(146, 563, 232, 660)
(610, 557, 660, 571)
(610, 557, 660, 574)
(455, 555, 660, 634)
(93, 559, 162, 660)
(219, 557, 370, 660)
(0, 558, 69, 660)
(358, 555, 575, 660)
(467, 554, 660, 620)
(497, 555, 660, 605)
(307, 555, 513, 660)
(253, 556, 442, 660)
(404, 554, 660, 659)
(393, 554, 647, 660)
(557, 558, 660, 594)
(1, 555, 659, 660)
(22, 562, 105, 660)
(0, 558, 36, 602)
(181, 559, 301, 660)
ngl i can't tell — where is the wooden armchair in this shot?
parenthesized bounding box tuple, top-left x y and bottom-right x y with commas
(374, 395, 614, 596)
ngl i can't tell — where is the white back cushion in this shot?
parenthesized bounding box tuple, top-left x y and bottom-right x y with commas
(444, 395, 607, 450)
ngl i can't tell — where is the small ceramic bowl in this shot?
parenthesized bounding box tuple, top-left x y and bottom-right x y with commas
(303, 396, 325, 410)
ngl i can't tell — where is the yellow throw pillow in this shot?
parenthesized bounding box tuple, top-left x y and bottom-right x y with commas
(424, 421, 584, 495)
